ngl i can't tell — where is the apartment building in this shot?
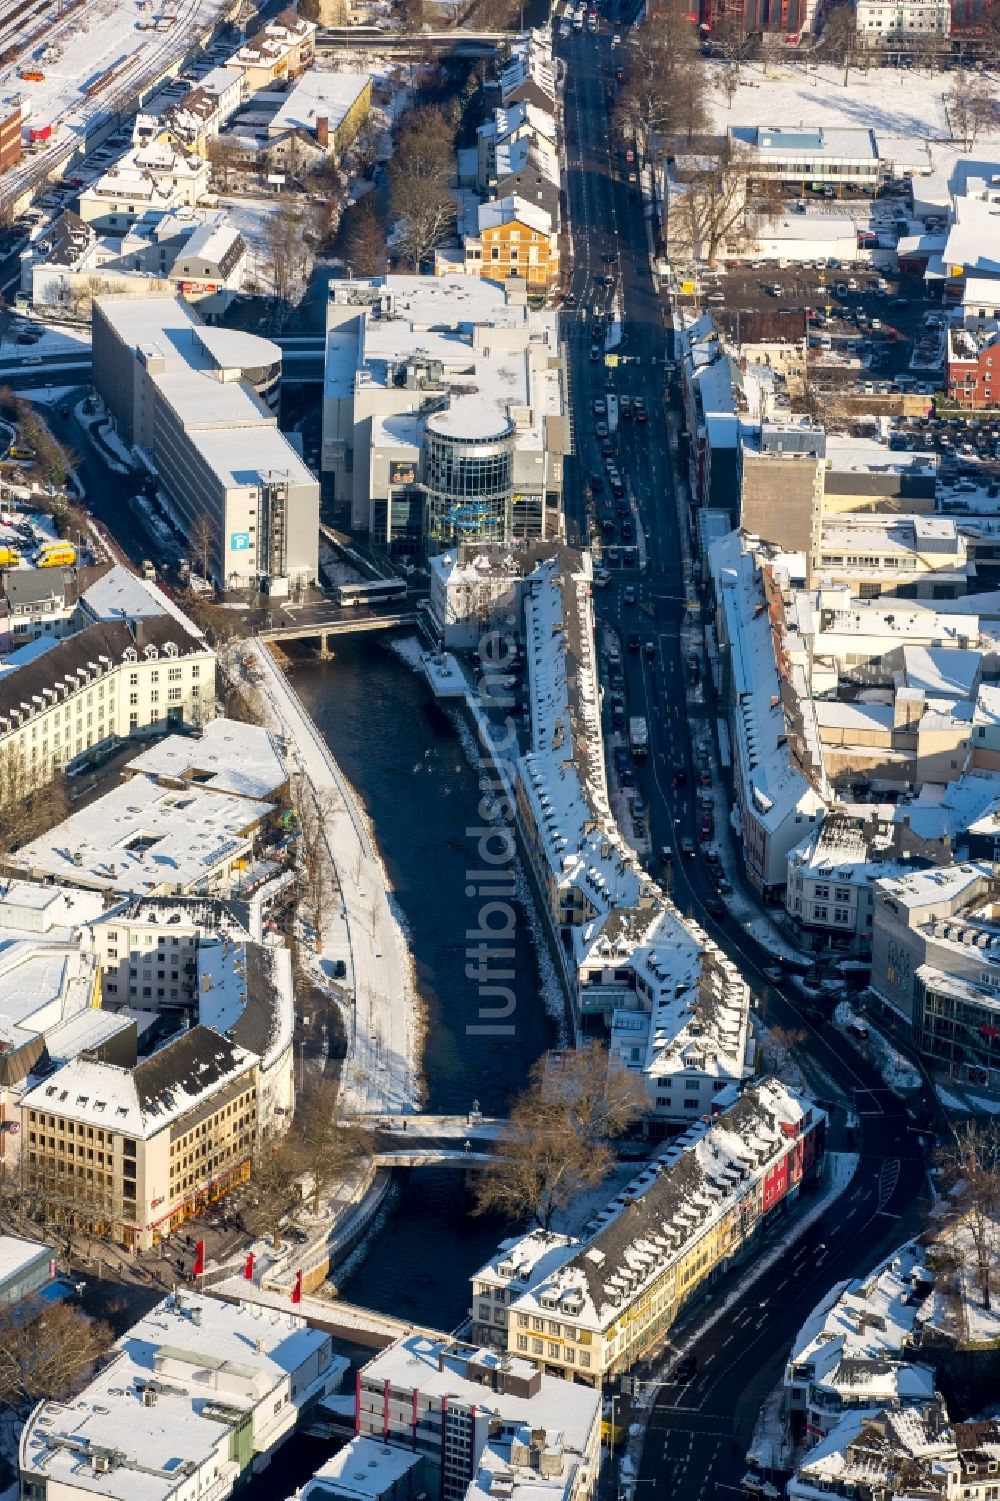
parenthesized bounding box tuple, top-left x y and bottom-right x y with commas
(266, 70, 372, 156)
(19, 1289, 348, 1501)
(26, 206, 248, 319)
(462, 196, 557, 291)
(856, 0, 951, 46)
(0, 608, 214, 798)
(785, 812, 939, 956)
(710, 531, 827, 899)
(871, 860, 1000, 1088)
(0, 98, 21, 175)
(323, 275, 567, 552)
(787, 1404, 1000, 1501)
(356, 1337, 601, 1501)
(78, 144, 211, 232)
(471, 1081, 825, 1385)
(947, 326, 1000, 409)
(21, 1024, 258, 1249)
(93, 296, 318, 591)
(0, 564, 80, 650)
(224, 9, 316, 91)
(784, 1242, 935, 1438)
(514, 550, 753, 1117)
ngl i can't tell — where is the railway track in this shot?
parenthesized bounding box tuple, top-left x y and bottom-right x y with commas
(0, 0, 223, 211)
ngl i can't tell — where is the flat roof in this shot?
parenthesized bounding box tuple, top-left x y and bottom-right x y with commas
(0, 1235, 52, 1291)
(10, 775, 273, 895)
(21, 1288, 342, 1501)
(125, 718, 287, 801)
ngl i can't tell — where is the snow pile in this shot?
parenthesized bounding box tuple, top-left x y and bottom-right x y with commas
(834, 1001, 921, 1094)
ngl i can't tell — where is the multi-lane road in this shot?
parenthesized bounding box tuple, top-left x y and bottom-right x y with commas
(558, 17, 929, 1496)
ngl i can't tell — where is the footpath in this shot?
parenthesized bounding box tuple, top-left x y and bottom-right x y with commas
(240, 638, 420, 1117)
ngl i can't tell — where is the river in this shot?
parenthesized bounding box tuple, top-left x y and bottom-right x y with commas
(291, 635, 554, 1329)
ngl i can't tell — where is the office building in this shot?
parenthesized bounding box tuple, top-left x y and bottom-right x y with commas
(357, 1336, 601, 1501)
(93, 296, 319, 591)
(21, 1025, 259, 1249)
(323, 275, 567, 554)
(19, 1288, 348, 1498)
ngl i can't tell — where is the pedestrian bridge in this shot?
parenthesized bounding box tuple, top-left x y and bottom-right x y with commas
(372, 1149, 495, 1169)
(353, 1114, 508, 1168)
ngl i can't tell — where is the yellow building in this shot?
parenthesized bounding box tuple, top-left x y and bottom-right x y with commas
(472, 1080, 825, 1384)
(225, 8, 316, 91)
(22, 1024, 258, 1251)
(464, 196, 558, 292)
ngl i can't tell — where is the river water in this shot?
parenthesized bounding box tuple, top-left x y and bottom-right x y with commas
(291, 636, 554, 1329)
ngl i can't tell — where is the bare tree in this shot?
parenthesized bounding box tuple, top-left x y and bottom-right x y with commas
(206, 136, 241, 193)
(296, 784, 340, 951)
(615, 0, 707, 157)
(388, 106, 457, 270)
(673, 138, 765, 267)
(821, 6, 859, 85)
(0, 744, 69, 857)
(937, 1121, 1000, 1313)
(285, 1079, 366, 1215)
(246, 1139, 299, 1248)
(474, 1043, 647, 1228)
(262, 196, 320, 305)
(337, 194, 385, 277)
(0, 1298, 111, 1411)
(189, 512, 216, 584)
(946, 74, 996, 151)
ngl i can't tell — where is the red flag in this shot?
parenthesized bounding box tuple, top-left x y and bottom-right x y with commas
(244, 1251, 255, 1281)
(291, 1270, 302, 1305)
(192, 1240, 205, 1277)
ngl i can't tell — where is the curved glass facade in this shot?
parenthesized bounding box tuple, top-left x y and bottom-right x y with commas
(424, 418, 515, 547)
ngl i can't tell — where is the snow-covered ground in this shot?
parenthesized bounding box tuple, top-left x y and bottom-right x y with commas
(833, 1000, 921, 1094)
(937, 1083, 1000, 1116)
(920, 1212, 1000, 1348)
(0, 0, 229, 200)
(705, 57, 999, 145)
(0, 322, 90, 360)
(239, 639, 420, 1117)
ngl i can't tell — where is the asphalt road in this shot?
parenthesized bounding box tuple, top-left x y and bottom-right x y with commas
(558, 18, 929, 1497)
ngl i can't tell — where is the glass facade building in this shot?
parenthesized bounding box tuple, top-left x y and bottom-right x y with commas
(424, 412, 515, 548)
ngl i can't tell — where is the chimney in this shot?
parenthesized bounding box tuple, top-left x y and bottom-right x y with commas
(315, 116, 329, 148)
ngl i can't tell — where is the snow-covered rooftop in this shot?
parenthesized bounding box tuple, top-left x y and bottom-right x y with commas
(497, 1082, 821, 1333)
(267, 70, 371, 137)
(10, 774, 273, 896)
(20, 1287, 344, 1501)
(125, 717, 287, 801)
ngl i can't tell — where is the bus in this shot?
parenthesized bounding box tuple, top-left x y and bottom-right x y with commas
(333, 578, 407, 608)
(7, 445, 35, 462)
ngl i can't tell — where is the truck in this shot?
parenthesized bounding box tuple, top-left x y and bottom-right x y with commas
(629, 716, 648, 757)
(0, 547, 20, 568)
(606, 394, 619, 433)
(36, 542, 76, 568)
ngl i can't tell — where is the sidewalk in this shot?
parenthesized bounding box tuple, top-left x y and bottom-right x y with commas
(240, 639, 420, 1117)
